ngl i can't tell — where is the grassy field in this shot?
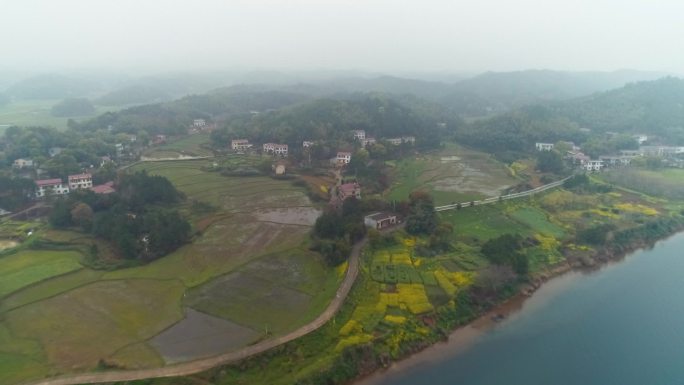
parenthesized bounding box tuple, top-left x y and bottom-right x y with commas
(0, 250, 83, 298)
(0, 99, 124, 131)
(0, 158, 338, 384)
(386, 143, 518, 205)
(143, 133, 213, 159)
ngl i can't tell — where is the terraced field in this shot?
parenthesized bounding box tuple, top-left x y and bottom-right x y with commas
(0, 159, 335, 385)
(387, 143, 518, 205)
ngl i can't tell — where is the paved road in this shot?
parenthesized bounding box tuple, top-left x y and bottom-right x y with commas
(23, 237, 369, 385)
(435, 176, 572, 212)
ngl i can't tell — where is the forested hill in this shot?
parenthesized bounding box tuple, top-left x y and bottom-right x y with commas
(71, 86, 314, 135)
(547, 77, 684, 136)
(437, 69, 669, 116)
(455, 77, 684, 156)
(211, 93, 461, 148)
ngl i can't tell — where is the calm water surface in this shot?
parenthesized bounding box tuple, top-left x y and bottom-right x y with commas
(367, 232, 684, 385)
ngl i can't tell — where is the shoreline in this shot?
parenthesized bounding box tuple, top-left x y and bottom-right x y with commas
(352, 228, 684, 385)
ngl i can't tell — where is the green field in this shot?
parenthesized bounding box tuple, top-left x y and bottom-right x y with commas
(0, 99, 124, 131)
(0, 250, 83, 298)
(387, 143, 518, 205)
(143, 133, 213, 159)
(0, 159, 337, 384)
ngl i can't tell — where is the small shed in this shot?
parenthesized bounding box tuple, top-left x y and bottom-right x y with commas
(364, 212, 398, 230)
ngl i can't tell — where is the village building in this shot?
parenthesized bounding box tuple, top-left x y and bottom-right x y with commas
(336, 151, 352, 165)
(640, 146, 684, 157)
(362, 137, 377, 147)
(599, 155, 634, 167)
(620, 149, 643, 157)
(352, 130, 366, 141)
(303, 140, 315, 148)
(68, 173, 93, 190)
(633, 134, 649, 145)
(35, 178, 69, 198)
(535, 142, 555, 151)
(387, 136, 415, 145)
(12, 158, 34, 168)
(231, 139, 253, 151)
(263, 143, 288, 156)
(338, 182, 361, 201)
(566, 151, 590, 166)
(582, 159, 605, 172)
(153, 134, 167, 145)
(193, 119, 206, 128)
(90, 181, 116, 194)
(364, 212, 398, 230)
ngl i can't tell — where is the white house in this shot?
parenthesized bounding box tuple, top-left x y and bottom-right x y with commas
(35, 178, 70, 198)
(263, 143, 288, 156)
(582, 159, 604, 172)
(274, 144, 288, 156)
(387, 138, 403, 145)
(364, 212, 398, 230)
(401, 136, 416, 144)
(633, 135, 648, 145)
(352, 130, 366, 141)
(263, 143, 276, 152)
(193, 119, 206, 128)
(535, 142, 555, 151)
(362, 137, 377, 147)
(303, 140, 315, 148)
(13, 158, 34, 168)
(336, 151, 352, 165)
(231, 139, 253, 151)
(599, 156, 633, 167)
(68, 173, 93, 190)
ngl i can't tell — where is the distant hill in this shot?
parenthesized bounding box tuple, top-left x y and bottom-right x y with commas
(457, 76, 684, 154)
(547, 77, 684, 136)
(5, 74, 101, 99)
(438, 69, 670, 116)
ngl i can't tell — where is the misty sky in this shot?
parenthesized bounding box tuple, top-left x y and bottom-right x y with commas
(2, 0, 683, 73)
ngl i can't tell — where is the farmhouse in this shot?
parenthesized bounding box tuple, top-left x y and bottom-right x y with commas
(231, 139, 253, 151)
(352, 130, 366, 141)
(364, 212, 398, 230)
(264, 143, 288, 156)
(362, 137, 377, 147)
(153, 134, 167, 145)
(68, 173, 93, 190)
(193, 119, 206, 128)
(336, 151, 352, 165)
(338, 182, 361, 201)
(303, 140, 315, 148)
(599, 155, 634, 167)
(35, 178, 69, 198)
(535, 142, 555, 151)
(90, 181, 116, 194)
(387, 136, 415, 145)
(12, 158, 34, 168)
(582, 159, 604, 172)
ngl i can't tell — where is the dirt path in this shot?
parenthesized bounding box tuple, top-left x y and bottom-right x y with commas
(23, 233, 378, 385)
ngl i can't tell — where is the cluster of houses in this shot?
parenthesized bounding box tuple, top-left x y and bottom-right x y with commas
(34, 173, 115, 198)
(536, 135, 684, 172)
(352, 130, 416, 147)
(229, 130, 416, 166)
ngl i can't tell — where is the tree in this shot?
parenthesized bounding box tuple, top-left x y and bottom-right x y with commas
(70, 202, 94, 231)
(405, 191, 438, 235)
(49, 200, 72, 228)
(536, 150, 565, 174)
(481, 234, 529, 275)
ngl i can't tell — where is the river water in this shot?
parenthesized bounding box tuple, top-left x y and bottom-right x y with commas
(364, 232, 684, 385)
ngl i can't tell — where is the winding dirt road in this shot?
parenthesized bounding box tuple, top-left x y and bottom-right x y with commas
(23, 238, 369, 385)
